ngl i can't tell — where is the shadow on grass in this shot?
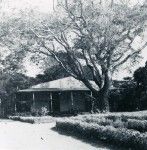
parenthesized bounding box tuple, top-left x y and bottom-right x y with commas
(51, 127, 129, 150)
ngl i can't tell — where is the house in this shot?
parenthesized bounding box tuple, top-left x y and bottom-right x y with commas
(15, 76, 99, 114)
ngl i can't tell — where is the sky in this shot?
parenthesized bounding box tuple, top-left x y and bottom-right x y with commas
(1, 0, 147, 79)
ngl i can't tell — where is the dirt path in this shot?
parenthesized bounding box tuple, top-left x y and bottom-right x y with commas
(0, 120, 125, 150)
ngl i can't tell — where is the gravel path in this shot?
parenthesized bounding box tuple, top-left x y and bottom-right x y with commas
(0, 120, 126, 150)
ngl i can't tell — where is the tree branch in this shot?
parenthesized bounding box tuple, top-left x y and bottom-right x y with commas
(113, 42, 147, 71)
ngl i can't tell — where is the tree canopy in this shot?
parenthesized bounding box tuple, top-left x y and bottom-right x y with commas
(2, 0, 147, 112)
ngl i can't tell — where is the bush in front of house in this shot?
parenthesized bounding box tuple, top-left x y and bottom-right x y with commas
(9, 116, 35, 124)
(56, 119, 147, 149)
(31, 107, 49, 116)
(9, 115, 56, 123)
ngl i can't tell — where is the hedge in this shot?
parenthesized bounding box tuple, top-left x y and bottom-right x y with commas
(70, 114, 147, 132)
(127, 119, 147, 132)
(9, 116, 35, 124)
(56, 119, 147, 149)
(78, 113, 147, 121)
(9, 116, 56, 124)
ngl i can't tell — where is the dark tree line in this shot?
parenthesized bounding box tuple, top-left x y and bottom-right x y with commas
(0, 72, 36, 116)
(109, 61, 147, 112)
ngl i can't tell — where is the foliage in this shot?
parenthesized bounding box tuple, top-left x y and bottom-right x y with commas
(0, 0, 146, 112)
(9, 116, 35, 124)
(56, 117, 147, 149)
(21, 0, 147, 112)
(134, 61, 147, 88)
(56, 111, 147, 148)
(109, 78, 140, 112)
(128, 62, 147, 110)
(107, 62, 147, 112)
(0, 72, 36, 116)
(71, 114, 147, 132)
(0, 8, 40, 116)
(127, 119, 147, 132)
(31, 107, 49, 116)
(35, 64, 93, 83)
(9, 116, 55, 123)
(36, 65, 69, 83)
(41, 107, 48, 116)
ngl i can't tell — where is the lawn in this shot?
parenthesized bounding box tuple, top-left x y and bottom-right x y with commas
(56, 111, 147, 150)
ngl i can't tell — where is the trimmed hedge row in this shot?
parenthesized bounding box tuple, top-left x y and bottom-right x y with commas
(105, 114, 147, 121)
(127, 119, 147, 132)
(83, 117, 126, 128)
(71, 115, 147, 132)
(56, 119, 147, 149)
(9, 116, 35, 124)
(9, 116, 56, 124)
(81, 114, 147, 121)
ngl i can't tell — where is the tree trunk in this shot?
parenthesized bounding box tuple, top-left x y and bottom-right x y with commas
(92, 70, 111, 113)
(92, 88, 109, 112)
(99, 88, 110, 112)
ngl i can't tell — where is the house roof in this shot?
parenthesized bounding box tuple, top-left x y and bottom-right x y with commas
(18, 76, 99, 92)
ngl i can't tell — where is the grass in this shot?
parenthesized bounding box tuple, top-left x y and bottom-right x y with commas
(56, 111, 147, 149)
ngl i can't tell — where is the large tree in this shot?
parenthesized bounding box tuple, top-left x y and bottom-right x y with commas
(8, 0, 146, 112)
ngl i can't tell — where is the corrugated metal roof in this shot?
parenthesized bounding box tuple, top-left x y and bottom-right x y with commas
(19, 76, 99, 92)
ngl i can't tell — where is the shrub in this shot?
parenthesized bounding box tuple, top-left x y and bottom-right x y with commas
(31, 108, 39, 116)
(56, 119, 147, 149)
(83, 117, 127, 128)
(31, 107, 49, 116)
(127, 119, 147, 132)
(9, 116, 56, 123)
(40, 107, 48, 116)
(9, 116, 34, 124)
